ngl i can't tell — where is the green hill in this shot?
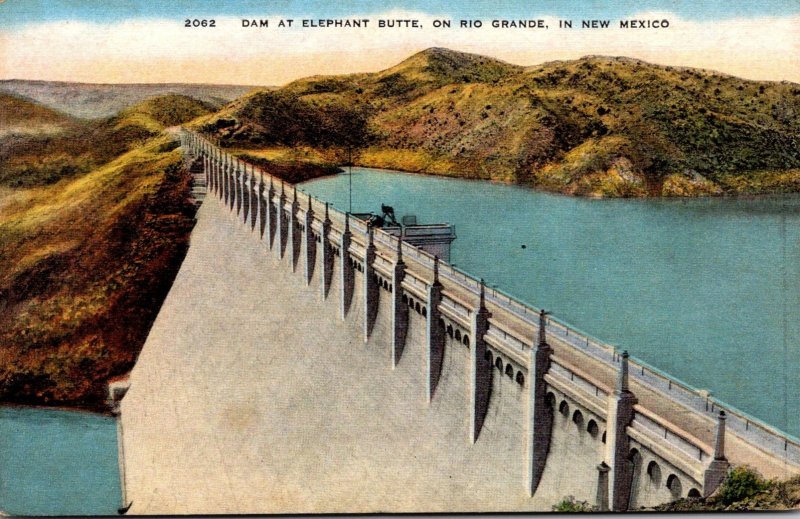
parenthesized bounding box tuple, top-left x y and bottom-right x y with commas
(0, 95, 211, 410)
(197, 48, 800, 197)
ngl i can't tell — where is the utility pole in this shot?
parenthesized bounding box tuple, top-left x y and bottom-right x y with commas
(348, 146, 353, 214)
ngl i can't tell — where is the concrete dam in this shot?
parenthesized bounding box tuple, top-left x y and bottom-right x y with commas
(112, 131, 800, 514)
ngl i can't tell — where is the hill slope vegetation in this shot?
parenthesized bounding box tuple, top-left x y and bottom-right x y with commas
(197, 48, 800, 197)
(0, 95, 207, 410)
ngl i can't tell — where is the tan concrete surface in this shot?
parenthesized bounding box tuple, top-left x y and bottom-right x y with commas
(120, 199, 553, 514)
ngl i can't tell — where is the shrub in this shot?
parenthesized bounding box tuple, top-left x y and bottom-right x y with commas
(552, 496, 594, 512)
(719, 466, 767, 505)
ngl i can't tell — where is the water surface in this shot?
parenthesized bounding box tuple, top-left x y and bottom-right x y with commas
(302, 168, 800, 436)
(0, 406, 121, 515)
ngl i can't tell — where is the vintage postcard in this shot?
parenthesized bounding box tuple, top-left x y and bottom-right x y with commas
(1, 0, 799, 515)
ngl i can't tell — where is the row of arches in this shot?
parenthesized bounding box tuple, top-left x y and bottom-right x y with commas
(373, 273, 393, 293)
(349, 257, 365, 273)
(443, 321, 470, 346)
(485, 350, 525, 386)
(553, 395, 607, 443)
(403, 294, 427, 317)
(630, 450, 701, 500)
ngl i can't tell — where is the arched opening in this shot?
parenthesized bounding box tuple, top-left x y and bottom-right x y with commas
(601, 431, 606, 444)
(402, 295, 408, 305)
(447, 325, 454, 338)
(439, 318, 446, 330)
(505, 364, 514, 378)
(462, 334, 469, 346)
(628, 448, 641, 463)
(559, 400, 569, 417)
(647, 461, 662, 487)
(383, 279, 389, 290)
(415, 302, 421, 314)
(454, 329, 462, 341)
(666, 475, 682, 500)
(587, 420, 599, 438)
(546, 392, 556, 408)
(516, 371, 524, 385)
(485, 350, 493, 362)
(688, 488, 701, 499)
(408, 298, 414, 308)
(495, 357, 503, 371)
(422, 307, 427, 317)
(572, 409, 584, 427)
(389, 284, 393, 292)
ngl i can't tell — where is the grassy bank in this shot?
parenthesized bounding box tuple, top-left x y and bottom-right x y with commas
(0, 136, 197, 410)
(0, 94, 213, 411)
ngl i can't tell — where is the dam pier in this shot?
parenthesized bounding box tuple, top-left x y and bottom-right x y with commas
(111, 131, 800, 513)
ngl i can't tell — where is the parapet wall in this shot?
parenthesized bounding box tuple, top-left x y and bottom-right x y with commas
(169, 130, 800, 511)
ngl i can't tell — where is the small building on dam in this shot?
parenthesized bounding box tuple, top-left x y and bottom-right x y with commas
(109, 131, 800, 514)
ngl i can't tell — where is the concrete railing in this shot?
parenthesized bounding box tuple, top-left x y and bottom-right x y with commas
(632, 405, 713, 463)
(180, 129, 800, 470)
(550, 360, 610, 404)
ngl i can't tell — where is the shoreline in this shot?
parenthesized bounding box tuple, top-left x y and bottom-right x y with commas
(308, 161, 800, 202)
(0, 401, 114, 417)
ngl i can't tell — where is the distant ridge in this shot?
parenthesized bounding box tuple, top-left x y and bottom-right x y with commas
(0, 80, 258, 119)
(195, 47, 800, 198)
(0, 92, 78, 137)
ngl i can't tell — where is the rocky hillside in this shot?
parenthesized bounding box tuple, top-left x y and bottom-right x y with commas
(198, 48, 800, 197)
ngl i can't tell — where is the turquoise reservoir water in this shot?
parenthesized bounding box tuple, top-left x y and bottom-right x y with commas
(0, 406, 121, 515)
(301, 168, 800, 437)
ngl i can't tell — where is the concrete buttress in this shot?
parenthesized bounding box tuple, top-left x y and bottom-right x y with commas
(606, 351, 637, 511)
(363, 228, 378, 342)
(320, 203, 333, 300)
(339, 213, 354, 319)
(469, 280, 492, 444)
(391, 239, 408, 368)
(526, 309, 553, 496)
(277, 183, 287, 259)
(288, 190, 300, 271)
(303, 195, 316, 285)
(425, 257, 444, 401)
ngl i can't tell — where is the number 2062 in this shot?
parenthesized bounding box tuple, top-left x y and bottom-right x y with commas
(185, 19, 216, 27)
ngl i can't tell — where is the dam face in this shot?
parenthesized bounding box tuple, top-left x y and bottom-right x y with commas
(119, 199, 556, 513)
(114, 133, 800, 514)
